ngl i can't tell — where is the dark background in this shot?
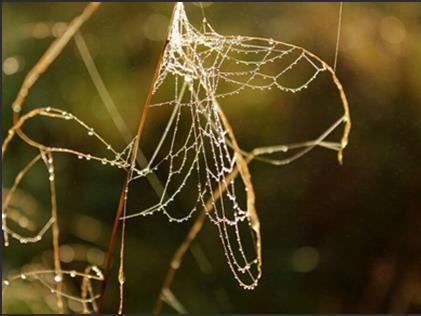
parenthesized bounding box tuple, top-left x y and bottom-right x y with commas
(2, 2, 421, 313)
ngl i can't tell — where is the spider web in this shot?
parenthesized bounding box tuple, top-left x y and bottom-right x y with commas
(123, 2, 350, 290)
(2, 2, 350, 311)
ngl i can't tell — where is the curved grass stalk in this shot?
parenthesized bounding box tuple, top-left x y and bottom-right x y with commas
(3, 3, 100, 313)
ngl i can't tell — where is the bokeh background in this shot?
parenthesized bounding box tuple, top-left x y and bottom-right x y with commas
(2, 2, 421, 313)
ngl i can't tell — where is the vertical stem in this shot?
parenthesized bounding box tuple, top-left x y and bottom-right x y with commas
(97, 3, 179, 313)
(333, 2, 343, 72)
(44, 152, 64, 312)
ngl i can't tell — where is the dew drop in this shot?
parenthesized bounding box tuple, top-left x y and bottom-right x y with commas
(54, 274, 62, 283)
(12, 104, 22, 113)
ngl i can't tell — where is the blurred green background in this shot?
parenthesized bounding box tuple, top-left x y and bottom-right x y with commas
(2, 2, 421, 314)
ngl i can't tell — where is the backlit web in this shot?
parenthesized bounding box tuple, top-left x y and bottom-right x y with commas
(123, 2, 349, 290)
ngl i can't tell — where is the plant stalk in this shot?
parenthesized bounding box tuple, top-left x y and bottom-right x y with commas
(97, 3, 178, 313)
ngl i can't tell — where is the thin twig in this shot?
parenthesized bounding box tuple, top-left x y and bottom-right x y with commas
(333, 2, 343, 72)
(11, 2, 100, 120)
(40, 151, 63, 312)
(97, 3, 179, 313)
(81, 266, 100, 313)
